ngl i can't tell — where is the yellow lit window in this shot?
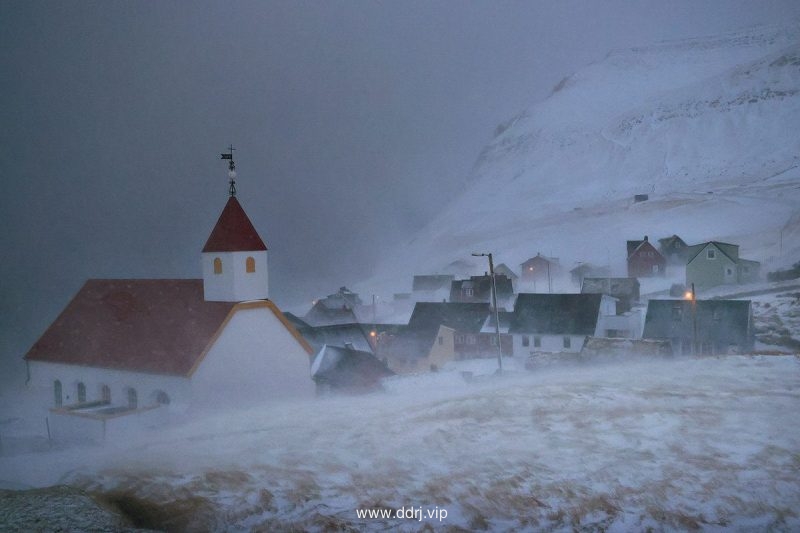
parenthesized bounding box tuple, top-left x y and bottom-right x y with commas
(246, 256, 256, 273)
(213, 257, 222, 274)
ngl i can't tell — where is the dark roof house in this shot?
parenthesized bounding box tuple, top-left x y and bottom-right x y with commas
(449, 274, 514, 305)
(509, 293, 605, 336)
(581, 277, 640, 313)
(642, 299, 754, 355)
(311, 344, 394, 394)
(298, 323, 375, 354)
(658, 235, 689, 265)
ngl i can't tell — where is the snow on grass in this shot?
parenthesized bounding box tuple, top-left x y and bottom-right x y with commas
(2, 355, 798, 531)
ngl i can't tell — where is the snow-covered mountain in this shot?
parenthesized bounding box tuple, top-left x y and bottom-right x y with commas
(367, 21, 800, 294)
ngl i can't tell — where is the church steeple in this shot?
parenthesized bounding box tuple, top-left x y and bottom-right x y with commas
(201, 147, 269, 302)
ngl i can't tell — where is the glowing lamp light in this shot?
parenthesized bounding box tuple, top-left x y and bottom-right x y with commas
(370, 331, 377, 337)
(684, 291, 694, 300)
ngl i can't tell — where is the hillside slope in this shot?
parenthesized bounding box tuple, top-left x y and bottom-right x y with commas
(367, 21, 800, 294)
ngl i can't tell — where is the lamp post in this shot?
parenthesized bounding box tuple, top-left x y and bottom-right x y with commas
(685, 283, 697, 355)
(472, 252, 503, 373)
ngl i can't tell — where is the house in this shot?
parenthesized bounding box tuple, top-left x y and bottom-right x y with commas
(570, 263, 610, 286)
(494, 264, 519, 288)
(296, 323, 376, 354)
(520, 253, 561, 288)
(311, 344, 393, 394)
(626, 236, 666, 277)
(411, 275, 454, 302)
(378, 302, 491, 373)
(581, 277, 640, 313)
(658, 234, 689, 265)
(449, 311, 514, 361)
(303, 300, 359, 326)
(23, 166, 315, 440)
(449, 274, 514, 308)
(642, 299, 754, 355)
(508, 293, 617, 357)
(685, 241, 761, 289)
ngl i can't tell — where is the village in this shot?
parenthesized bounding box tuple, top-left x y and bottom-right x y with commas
(21, 153, 790, 444)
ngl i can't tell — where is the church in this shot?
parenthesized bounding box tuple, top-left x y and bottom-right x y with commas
(24, 152, 314, 439)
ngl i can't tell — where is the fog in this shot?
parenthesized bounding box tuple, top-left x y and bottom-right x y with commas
(3, 1, 799, 385)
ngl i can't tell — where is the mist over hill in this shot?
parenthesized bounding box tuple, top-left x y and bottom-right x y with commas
(364, 21, 800, 294)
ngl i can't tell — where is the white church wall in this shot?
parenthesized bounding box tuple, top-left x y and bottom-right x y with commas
(27, 361, 191, 412)
(190, 302, 314, 406)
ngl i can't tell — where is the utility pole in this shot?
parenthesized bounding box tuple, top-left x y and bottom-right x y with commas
(472, 252, 503, 373)
(692, 283, 697, 355)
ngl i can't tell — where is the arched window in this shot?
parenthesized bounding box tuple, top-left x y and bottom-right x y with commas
(54, 380, 62, 407)
(213, 257, 222, 274)
(127, 388, 138, 409)
(154, 390, 170, 405)
(101, 384, 111, 403)
(77, 382, 86, 403)
(246, 256, 256, 273)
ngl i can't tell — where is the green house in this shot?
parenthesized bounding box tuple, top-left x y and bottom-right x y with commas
(685, 241, 760, 290)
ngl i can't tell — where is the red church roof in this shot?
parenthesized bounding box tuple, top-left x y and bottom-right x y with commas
(202, 196, 267, 253)
(25, 279, 312, 376)
(25, 280, 236, 376)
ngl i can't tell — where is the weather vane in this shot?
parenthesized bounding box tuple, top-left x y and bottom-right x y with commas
(220, 144, 237, 196)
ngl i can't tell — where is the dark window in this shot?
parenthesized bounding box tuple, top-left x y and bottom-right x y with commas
(522, 335, 530, 347)
(54, 380, 62, 407)
(155, 390, 170, 405)
(466, 335, 476, 345)
(707, 249, 716, 259)
(672, 306, 683, 321)
(438, 336, 443, 345)
(127, 388, 138, 409)
(563, 336, 571, 349)
(77, 382, 86, 403)
(534, 336, 542, 348)
(101, 385, 111, 403)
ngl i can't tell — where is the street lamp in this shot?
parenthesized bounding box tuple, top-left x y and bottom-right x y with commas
(685, 283, 697, 355)
(472, 252, 503, 373)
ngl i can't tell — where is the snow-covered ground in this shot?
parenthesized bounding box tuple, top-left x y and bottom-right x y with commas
(1, 355, 799, 531)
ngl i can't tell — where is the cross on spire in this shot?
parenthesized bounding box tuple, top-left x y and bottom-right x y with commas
(220, 144, 237, 197)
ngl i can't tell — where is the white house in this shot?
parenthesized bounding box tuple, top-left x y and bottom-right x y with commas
(508, 293, 618, 356)
(24, 175, 314, 441)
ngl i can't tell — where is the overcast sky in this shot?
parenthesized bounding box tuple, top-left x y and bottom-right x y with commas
(2, 1, 799, 384)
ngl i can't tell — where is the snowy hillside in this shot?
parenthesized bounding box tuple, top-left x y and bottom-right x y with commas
(366, 21, 800, 294)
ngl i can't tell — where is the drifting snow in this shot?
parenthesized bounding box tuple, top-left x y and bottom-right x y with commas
(2, 355, 799, 531)
(362, 21, 800, 297)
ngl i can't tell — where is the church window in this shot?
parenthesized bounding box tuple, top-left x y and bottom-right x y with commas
(154, 390, 170, 405)
(101, 384, 111, 403)
(77, 382, 86, 403)
(54, 380, 62, 407)
(127, 388, 138, 409)
(213, 257, 222, 274)
(246, 256, 256, 273)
